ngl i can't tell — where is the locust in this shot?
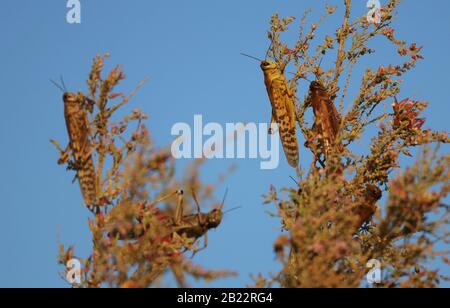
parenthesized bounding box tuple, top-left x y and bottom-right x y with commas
(307, 79, 343, 156)
(52, 78, 98, 208)
(241, 53, 299, 168)
(170, 189, 225, 254)
(111, 189, 232, 255)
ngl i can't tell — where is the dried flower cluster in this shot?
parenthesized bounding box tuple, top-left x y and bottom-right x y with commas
(55, 54, 234, 288)
(257, 0, 449, 288)
(53, 0, 449, 288)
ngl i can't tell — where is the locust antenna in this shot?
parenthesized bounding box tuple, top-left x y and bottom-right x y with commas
(264, 40, 274, 60)
(289, 176, 299, 186)
(288, 72, 312, 82)
(219, 189, 229, 211)
(314, 57, 324, 78)
(50, 79, 65, 93)
(240, 53, 263, 62)
(60, 76, 67, 92)
(224, 206, 242, 215)
(317, 56, 324, 68)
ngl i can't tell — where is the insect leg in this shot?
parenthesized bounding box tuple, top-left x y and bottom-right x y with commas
(80, 146, 95, 166)
(58, 144, 71, 165)
(147, 190, 182, 209)
(71, 173, 79, 184)
(202, 231, 208, 252)
(191, 231, 208, 259)
(268, 113, 277, 134)
(174, 190, 185, 226)
(191, 189, 202, 214)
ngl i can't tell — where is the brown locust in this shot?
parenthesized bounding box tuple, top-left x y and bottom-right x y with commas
(308, 80, 343, 155)
(110, 190, 231, 256)
(53, 81, 97, 208)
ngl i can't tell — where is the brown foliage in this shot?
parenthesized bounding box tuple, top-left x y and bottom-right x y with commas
(54, 54, 235, 288)
(258, 0, 449, 288)
(53, 0, 449, 288)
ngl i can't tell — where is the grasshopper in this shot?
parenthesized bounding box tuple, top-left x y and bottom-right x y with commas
(51, 78, 97, 208)
(170, 189, 226, 255)
(307, 79, 343, 157)
(112, 189, 233, 256)
(241, 53, 299, 168)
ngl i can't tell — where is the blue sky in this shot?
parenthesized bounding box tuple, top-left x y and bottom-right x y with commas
(0, 0, 448, 287)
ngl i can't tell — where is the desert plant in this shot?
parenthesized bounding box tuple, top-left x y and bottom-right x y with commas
(54, 54, 234, 288)
(53, 0, 449, 289)
(256, 0, 449, 288)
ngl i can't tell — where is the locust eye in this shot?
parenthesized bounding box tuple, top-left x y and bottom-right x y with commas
(262, 61, 269, 66)
(63, 93, 68, 101)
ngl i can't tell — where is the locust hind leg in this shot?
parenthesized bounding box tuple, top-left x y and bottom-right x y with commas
(174, 190, 185, 226)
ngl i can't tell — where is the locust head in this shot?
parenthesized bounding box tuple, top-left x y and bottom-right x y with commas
(309, 80, 322, 90)
(63, 92, 78, 104)
(259, 59, 283, 81)
(260, 60, 278, 72)
(206, 208, 223, 229)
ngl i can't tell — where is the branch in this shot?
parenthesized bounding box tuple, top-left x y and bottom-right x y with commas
(333, 0, 351, 85)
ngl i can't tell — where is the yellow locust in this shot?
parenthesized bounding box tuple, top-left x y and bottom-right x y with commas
(243, 54, 299, 168)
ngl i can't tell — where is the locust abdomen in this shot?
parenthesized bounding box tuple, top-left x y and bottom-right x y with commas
(77, 157, 97, 206)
